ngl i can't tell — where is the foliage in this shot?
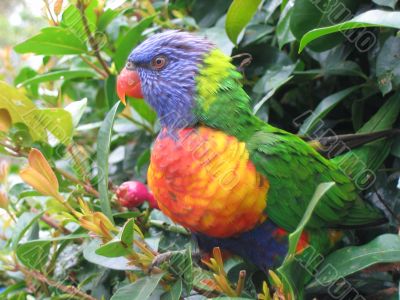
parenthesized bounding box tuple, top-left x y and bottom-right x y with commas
(0, 0, 400, 299)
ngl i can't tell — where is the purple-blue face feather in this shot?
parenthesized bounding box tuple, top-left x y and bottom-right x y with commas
(127, 31, 214, 128)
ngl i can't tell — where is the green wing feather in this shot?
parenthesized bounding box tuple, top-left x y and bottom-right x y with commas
(247, 125, 385, 232)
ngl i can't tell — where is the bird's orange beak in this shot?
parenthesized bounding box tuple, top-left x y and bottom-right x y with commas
(116, 68, 143, 105)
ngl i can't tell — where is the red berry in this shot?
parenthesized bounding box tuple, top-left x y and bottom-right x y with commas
(116, 181, 149, 208)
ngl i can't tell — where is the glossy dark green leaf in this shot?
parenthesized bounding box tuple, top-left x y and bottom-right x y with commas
(291, 0, 360, 52)
(192, 0, 231, 28)
(114, 15, 156, 71)
(376, 36, 400, 95)
(253, 63, 297, 113)
(276, 5, 295, 49)
(97, 102, 120, 222)
(110, 273, 164, 300)
(298, 85, 362, 135)
(299, 10, 400, 52)
(225, 0, 262, 45)
(308, 234, 400, 288)
(14, 27, 87, 55)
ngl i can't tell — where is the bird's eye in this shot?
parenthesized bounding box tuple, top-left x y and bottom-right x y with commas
(126, 62, 135, 70)
(151, 56, 167, 70)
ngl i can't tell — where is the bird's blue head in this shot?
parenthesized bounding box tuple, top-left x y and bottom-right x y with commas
(117, 31, 214, 129)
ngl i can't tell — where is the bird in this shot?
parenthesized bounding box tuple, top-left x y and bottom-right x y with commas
(116, 30, 395, 272)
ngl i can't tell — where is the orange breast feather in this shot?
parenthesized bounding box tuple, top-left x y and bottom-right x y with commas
(148, 127, 269, 238)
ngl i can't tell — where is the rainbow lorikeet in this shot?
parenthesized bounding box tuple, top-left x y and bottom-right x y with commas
(116, 31, 393, 271)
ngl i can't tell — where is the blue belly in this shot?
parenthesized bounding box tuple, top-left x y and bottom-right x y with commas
(195, 219, 288, 271)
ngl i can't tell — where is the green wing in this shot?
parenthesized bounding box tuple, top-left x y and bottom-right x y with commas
(247, 125, 385, 232)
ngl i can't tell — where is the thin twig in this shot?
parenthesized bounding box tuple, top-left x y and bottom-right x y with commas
(79, 55, 108, 78)
(122, 114, 155, 135)
(56, 168, 100, 198)
(18, 266, 96, 300)
(42, 0, 58, 25)
(31, 208, 71, 235)
(77, 0, 111, 76)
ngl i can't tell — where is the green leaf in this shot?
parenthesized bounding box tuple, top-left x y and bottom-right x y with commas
(225, 0, 262, 45)
(38, 108, 74, 144)
(120, 218, 134, 245)
(308, 234, 400, 288)
(276, 5, 295, 49)
(61, 4, 96, 40)
(253, 63, 297, 113)
(64, 98, 88, 128)
(14, 27, 87, 55)
(192, 0, 231, 28)
(286, 182, 335, 258)
(298, 85, 362, 135)
(201, 25, 235, 56)
(0, 82, 73, 144)
(98, 8, 122, 31)
(18, 69, 99, 86)
(104, 75, 117, 110)
(95, 240, 131, 258)
(114, 15, 156, 71)
(161, 280, 182, 300)
(0, 282, 25, 297)
(83, 239, 139, 270)
(11, 212, 44, 250)
(0, 81, 45, 141)
(97, 102, 120, 223)
(129, 99, 157, 125)
(277, 182, 335, 299)
(96, 219, 135, 258)
(299, 10, 400, 52)
(376, 36, 400, 96)
(110, 273, 164, 300)
(113, 211, 142, 219)
(16, 240, 51, 270)
(291, 0, 360, 52)
(372, 0, 397, 9)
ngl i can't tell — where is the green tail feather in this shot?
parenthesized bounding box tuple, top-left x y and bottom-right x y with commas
(331, 93, 400, 181)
